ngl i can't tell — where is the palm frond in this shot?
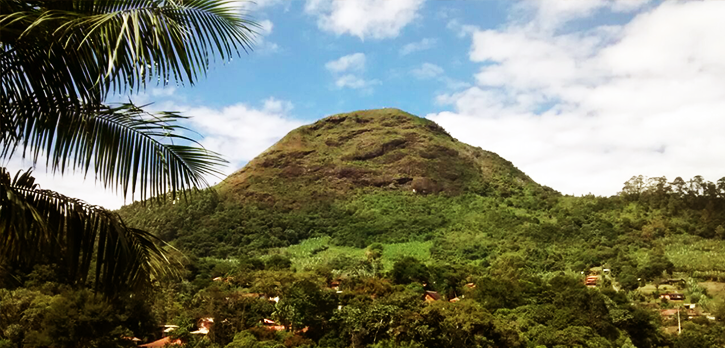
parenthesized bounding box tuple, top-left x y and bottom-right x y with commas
(0, 0, 258, 101)
(2, 98, 227, 201)
(0, 167, 177, 294)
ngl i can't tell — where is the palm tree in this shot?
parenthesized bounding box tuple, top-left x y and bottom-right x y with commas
(0, 0, 257, 294)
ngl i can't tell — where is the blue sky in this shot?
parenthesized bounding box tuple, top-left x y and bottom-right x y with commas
(179, 1, 507, 118)
(10, 0, 725, 209)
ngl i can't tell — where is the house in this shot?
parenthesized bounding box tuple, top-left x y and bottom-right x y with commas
(330, 279, 341, 290)
(261, 318, 285, 331)
(585, 275, 598, 287)
(660, 293, 685, 301)
(161, 324, 178, 334)
(449, 297, 460, 303)
(660, 309, 679, 317)
(424, 291, 441, 302)
(465, 283, 476, 289)
(139, 337, 182, 348)
(122, 336, 141, 343)
(190, 317, 214, 335)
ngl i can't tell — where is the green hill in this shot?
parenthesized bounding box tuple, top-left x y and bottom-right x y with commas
(113, 109, 725, 348)
(119, 108, 725, 276)
(220, 108, 541, 205)
(119, 108, 555, 255)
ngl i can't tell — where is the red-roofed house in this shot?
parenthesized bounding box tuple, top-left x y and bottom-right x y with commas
(139, 337, 182, 347)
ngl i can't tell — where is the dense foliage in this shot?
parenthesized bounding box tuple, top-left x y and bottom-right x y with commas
(6, 109, 725, 346)
(0, 0, 256, 296)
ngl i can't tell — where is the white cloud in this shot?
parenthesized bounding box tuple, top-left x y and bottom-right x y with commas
(334, 74, 380, 89)
(399, 38, 437, 56)
(411, 63, 444, 79)
(516, 0, 653, 32)
(325, 53, 366, 73)
(325, 53, 379, 91)
(186, 98, 305, 168)
(447, 19, 478, 38)
(305, 0, 425, 40)
(429, 1, 725, 196)
(410, 63, 469, 91)
(253, 19, 281, 54)
(4, 157, 133, 210)
(258, 19, 274, 35)
(3, 98, 306, 209)
(150, 86, 176, 97)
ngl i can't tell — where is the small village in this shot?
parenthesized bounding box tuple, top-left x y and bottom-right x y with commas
(124, 269, 723, 347)
(585, 268, 720, 335)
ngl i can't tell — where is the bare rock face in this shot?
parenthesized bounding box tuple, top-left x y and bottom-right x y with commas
(411, 177, 438, 195)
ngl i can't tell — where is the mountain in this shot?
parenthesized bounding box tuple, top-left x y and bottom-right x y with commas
(116, 109, 725, 348)
(220, 108, 542, 206)
(119, 108, 555, 256)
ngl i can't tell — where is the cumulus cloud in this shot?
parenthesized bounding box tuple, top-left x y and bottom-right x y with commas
(3, 157, 133, 209)
(186, 98, 305, 169)
(400, 38, 437, 56)
(258, 19, 274, 35)
(515, 0, 653, 32)
(326, 53, 379, 91)
(305, 0, 425, 40)
(411, 63, 444, 79)
(410, 63, 469, 91)
(446, 19, 478, 38)
(253, 19, 281, 54)
(429, 1, 725, 196)
(334, 74, 380, 89)
(3, 98, 306, 209)
(325, 53, 366, 73)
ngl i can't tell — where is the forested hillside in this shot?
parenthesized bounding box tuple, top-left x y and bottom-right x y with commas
(119, 108, 551, 255)
(4, 109, 725, 347)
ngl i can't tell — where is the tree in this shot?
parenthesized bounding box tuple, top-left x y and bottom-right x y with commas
(274, 280, 336, 333)
(366, 243, 384, 261)
(265, 255, 292, 271)
(617, 268, 640, 292)
(621, 175, 646, 198)
(0, 0, 256, 294)
(390, 257, 429, 285)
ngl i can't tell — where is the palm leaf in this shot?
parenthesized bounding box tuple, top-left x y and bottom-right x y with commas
(0, 167, 177, 294)
(2, 98, 227, 201)
(0, 0, 258, 102)
(0, 0, 256, 199)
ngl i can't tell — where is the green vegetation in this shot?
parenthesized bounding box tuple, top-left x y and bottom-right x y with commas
(6, 108, 725, 347)
(0, 0, 256, 296)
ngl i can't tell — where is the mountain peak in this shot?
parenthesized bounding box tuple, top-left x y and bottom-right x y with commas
(219, 108, 538, 207)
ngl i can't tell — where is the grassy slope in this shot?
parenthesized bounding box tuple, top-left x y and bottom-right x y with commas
(282, 236, 433, 271)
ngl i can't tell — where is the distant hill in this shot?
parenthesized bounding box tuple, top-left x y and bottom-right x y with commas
(119, 109, 555, 255)
(220, 108, 543, 206)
